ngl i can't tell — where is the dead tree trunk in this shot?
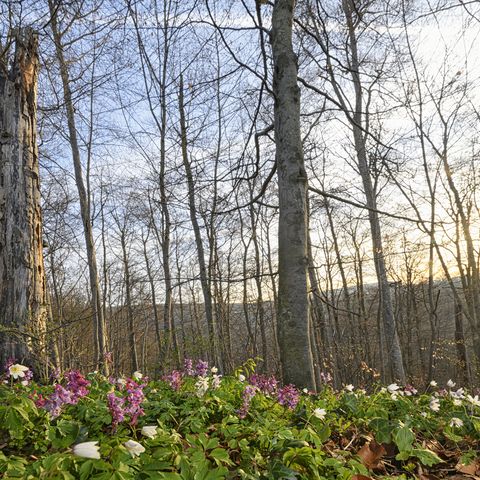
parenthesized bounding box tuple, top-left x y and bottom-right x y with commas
(272, 0, 316, 390)
(0, 28, 49, 372)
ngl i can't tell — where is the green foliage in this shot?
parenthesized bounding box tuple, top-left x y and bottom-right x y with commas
(0, 371, 478, 479)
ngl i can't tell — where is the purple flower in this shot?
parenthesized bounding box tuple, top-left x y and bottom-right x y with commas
(195, 360, 209, 377)
(44, 384, 75, 418)
(40, 370, 90, 418)
(124, 378, 146, 425)
(107, 392, 125, 429)
(64, 370, 90, 401)
(4, 357, 15, 371)
(320, 371, 333, 384)
(277, 384, 300, 410)
(163, 370, 183, 391)
(249, 374, 278, 395)
(237, 385, 258, 419)
(183, 358, 194, 376)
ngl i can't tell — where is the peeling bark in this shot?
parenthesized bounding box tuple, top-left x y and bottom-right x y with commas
(0, 28, 48, 370)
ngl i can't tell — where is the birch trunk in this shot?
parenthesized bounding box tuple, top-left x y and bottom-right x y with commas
(272, 0, 316, 390)
(0, 28, 48, 371)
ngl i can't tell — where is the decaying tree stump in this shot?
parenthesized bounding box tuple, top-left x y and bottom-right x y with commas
(0, 28, 48, 371)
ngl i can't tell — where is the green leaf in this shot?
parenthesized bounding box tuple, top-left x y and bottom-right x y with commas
(393, 425, 414, 452)
(369, 417, 392, 444)
(209, 448, 233, 466)
(411, 448, 443, 467)
(79, 460, 94, 480)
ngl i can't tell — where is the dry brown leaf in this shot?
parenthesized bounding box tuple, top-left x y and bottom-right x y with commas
(456, 459, 480, 476)
(357, 440, 386, 469)
(351, 475, 373, 480)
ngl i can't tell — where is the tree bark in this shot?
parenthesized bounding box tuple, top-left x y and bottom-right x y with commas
(0, 28, 49, 372)
(48, 0, 108, 372)
(272, 0, 316, 390)
(178, 74, 221, 368)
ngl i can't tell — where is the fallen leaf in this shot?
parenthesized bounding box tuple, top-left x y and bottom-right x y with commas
(456, 459, 480, 475)
(357, 440, 386, 469)
(351, 476, 373, 480)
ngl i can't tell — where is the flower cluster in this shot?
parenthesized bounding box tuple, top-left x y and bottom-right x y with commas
(249, 374, 278, 395)
(320, 371, 333, 384)
(195, 360, 209, 377)
(39, 370, 90, 418)
(183, 358, 194, 376)
(107, 377, 146, 428)
(195, 376, 209, 397)
(163, 370, 183, 391)
(107, 392, 125, 429)
(64, 370, 90, 399)
(237, 385, 258, 419)
(277, 384, 300, 410)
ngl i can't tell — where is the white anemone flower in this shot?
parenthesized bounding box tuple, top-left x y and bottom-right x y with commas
(449, 417, 463, 428)
(446, 379, 456, 388)
(73, 441, 101, 459)
(429, 398, 441, 412)
(387, 383, 400, 393)
(124, 440, 145, 457)
(8, 364, 29, 379)
(429, 380, 437, 387)
(132, 371, 143, 381)
(344, 384, 354, 392)
(141, 426, 158, 439)
(453, 398, 462, 406)
(211, 366, 218, 374)
(466, 394, 480, 407)
(313, 408, 326, 420)
(238, 374, 246, 382)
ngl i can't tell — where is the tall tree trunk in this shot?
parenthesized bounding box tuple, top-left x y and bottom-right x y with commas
(178, 74, 221, 368)
(48, 0, 108, 372)
(272, 0, 315, 390)
(342, 0, 405, 383)
(0, 28, 49, 373)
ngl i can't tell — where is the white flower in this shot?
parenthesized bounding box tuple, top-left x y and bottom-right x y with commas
(344, 384, 354, 392)
(117, 378, 126, 386)
(429, 398, 440, 412)
(313, 408, 326, 420)
(429, 380, 437, 387)
(453, 398, 463, 406)
(420, 412, 428, 417)
(21, 380, 29, 386)
(449, 417, 463, 428)
(124, 439, 145, 457)
(446, 379, 456, 388)
(195, 376, 209, 397)
(238, 374, 246, 382)
(450, 387, 464, 399)
(390, 393, 399, 401)
(211, 374, 222, 389)
(141, 426, 158, 439)
(211, 367, 218, 374)
(303, 388, 308, 394)
(387, 383, 400, 393)
(8, 364, 29, 379)
(132, 371, 143, 381)
(466, 394, 480, 407)
(73, 441, 101, 459)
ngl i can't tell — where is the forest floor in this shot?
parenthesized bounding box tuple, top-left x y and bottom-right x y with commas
(0, 360, 479, 479)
